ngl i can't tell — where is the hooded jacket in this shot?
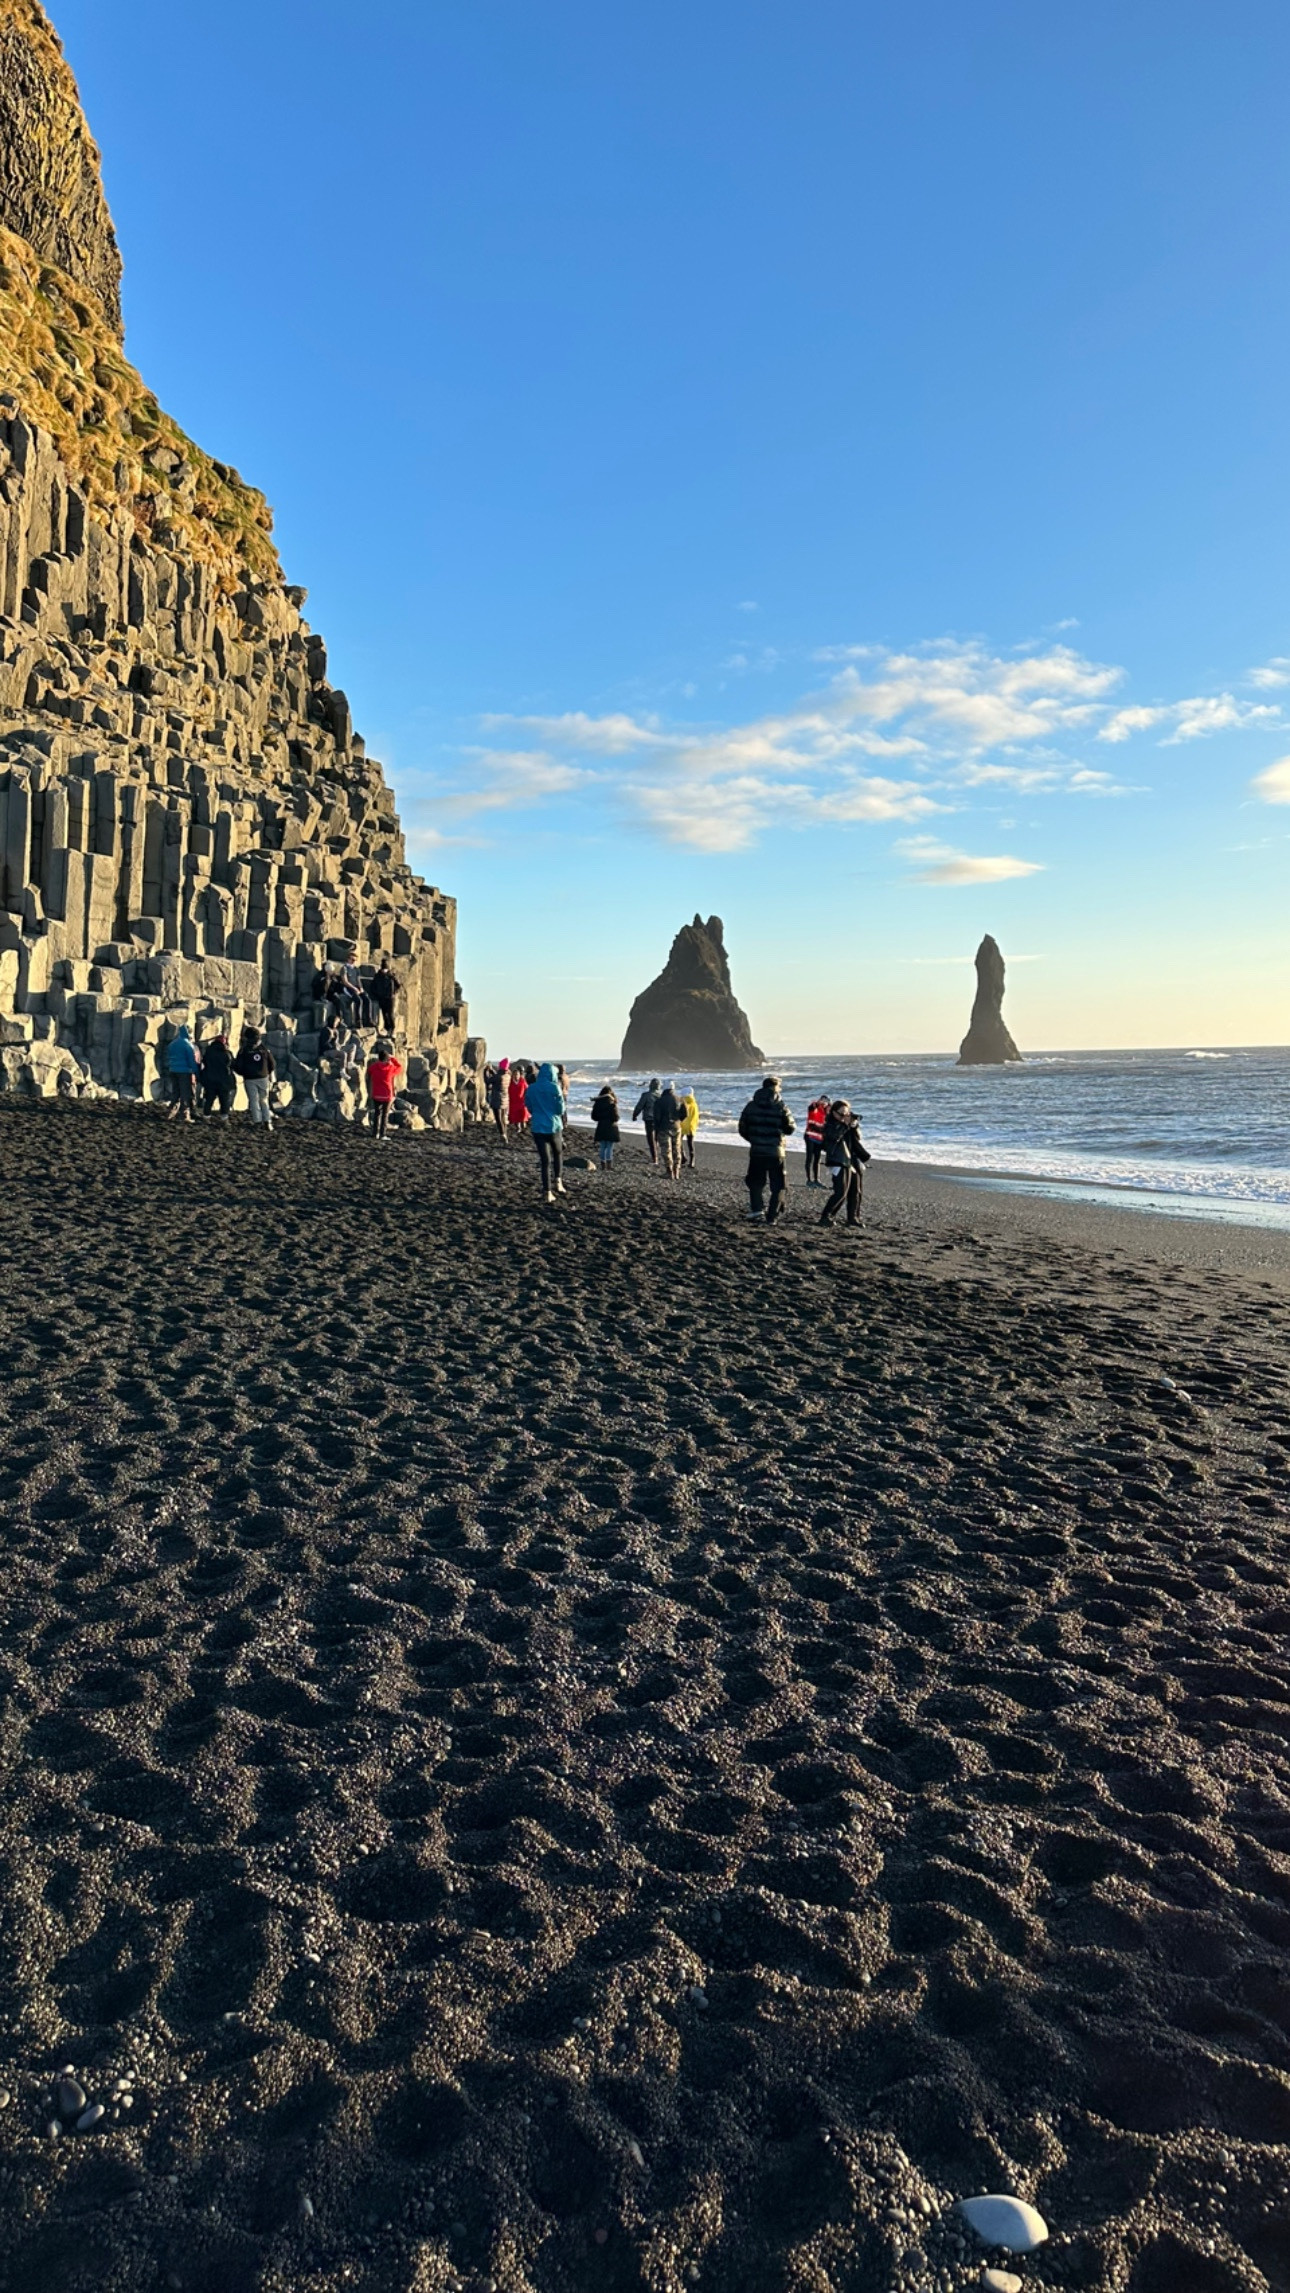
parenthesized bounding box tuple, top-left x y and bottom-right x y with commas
(654, 1087, 683, 1130)
(526, 1062, 566, 1135)
(632, 1084, 661, 1125)
(738, 1083, 795, 1158)
(679, 1092, 700, 1135)
(202, 1038, 234, 1088)
(822, 1110, 872, 1169)
(590, 1088, 620, 1142)
(166, 1028, 200, 1074)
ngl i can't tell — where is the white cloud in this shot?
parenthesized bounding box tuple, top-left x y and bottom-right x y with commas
(899, 836, 1045, 887)
(1249, 658, 1290, 689)
(1252, 755, 1290, 804)
(736, 599, 759, 613)
(1162, 694, 1280, 744)
(441, 634, 1282, 852)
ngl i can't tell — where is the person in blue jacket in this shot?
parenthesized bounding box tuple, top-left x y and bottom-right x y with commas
(165, 1022, 201, 1123)
(526, 1060, 567, 1203)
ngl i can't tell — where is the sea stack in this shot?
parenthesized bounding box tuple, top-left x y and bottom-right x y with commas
(958, 935, 1023, 1065)
(620, 914, 763, 1071)
(0, 0, 481, 1125)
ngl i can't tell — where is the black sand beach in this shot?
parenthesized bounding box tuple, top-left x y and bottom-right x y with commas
(2, 1102, 1290, 2293)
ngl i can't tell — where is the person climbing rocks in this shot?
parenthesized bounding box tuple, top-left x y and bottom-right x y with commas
(633, 1078, 662, 1163)
(678, 1086, 700, 1168)
(804, 1093, 830, 1187)
(737, 1074, 795, 1223)
(591, 1082, 621, 1169)
(819, 1099, 871, 1229)
(165, 1023, 201, 1122)
(366, 1040, 403, 1141)
(234, 1026, 276, 1131)
(200, 1029, 235, 1120)
(526, 1060, 567, 1203)
(370, 954, 398, 1032)
(654, 1080, 684, 1179)
(507, 1063, 529, 1137)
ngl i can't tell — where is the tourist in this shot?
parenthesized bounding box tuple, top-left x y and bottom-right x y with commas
(341, 943, 372, 1027)
(485, 1058, 509, 1140)
(654, 1080, 684, 1178)
(366, 1039, 403, 1142)
(737, 1074, 795, 1223)
(507, 1064, 529, 1137)
(819, 1099, 871, 1228)
(165, 1023, 201, 1122)
(804, 1092, 830, 1187)
(234, 1026, 276, 1131)
(526, 1060, 567, 1203)
(632, 1077, 662, 1163)
(590, 1081, 621, 1168)
(200, 1029, 235, 1120)
(371, 954, 398, 1032)
(322, 961, 361, 1029)
(678, 1085, 700, 1168)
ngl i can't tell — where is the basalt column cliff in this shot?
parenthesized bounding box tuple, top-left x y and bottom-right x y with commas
(0, 0, 482, 1122)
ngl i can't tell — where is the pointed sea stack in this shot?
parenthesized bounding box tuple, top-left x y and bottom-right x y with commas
(958, 934, 1023, 1065)
(0, 1, 482, 1124)
(620, 914, 763, 1071)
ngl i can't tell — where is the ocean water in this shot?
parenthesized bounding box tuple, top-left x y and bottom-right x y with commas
(562, 1047, 1290, 1217)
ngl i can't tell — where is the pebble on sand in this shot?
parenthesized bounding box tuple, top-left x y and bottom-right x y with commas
(982, 2273, 1024, 2293)
(959, 2195, 1049, 2252)
(76, 2103, 106, 2131)
(56, 2076, 87, 2117)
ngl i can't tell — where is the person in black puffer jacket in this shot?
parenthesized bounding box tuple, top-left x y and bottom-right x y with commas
(737, 1076, 795, 1223)
(200, 1030, 236, 1119)
(819, 1100, 871, 1228)
(591, 1084, 621, 1170)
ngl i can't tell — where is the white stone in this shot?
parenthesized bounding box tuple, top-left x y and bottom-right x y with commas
(982, 2273, 1023, 2293)
(959, 2195, 1049, 2252)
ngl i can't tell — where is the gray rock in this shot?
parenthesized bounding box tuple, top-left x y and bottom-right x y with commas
(957, 936, 1023, 1065)
(620, 915, 763, 1072)
(959, 2194, 1049, 2251)
(76, 2102, 105, 2131)
(56, 2076, 87, 2118)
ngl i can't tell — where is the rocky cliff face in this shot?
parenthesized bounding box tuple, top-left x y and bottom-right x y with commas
(620, 914, 763, 1072)
(0, 1, 482, 1125)
(958, 933, 1023, 1066)
(0, 2, 121, 333)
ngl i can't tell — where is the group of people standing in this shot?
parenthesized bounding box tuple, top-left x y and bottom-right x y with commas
(482, 1059, 871, 1224)
(317, 950, 400, 1034)
(610, 1079, 700, 1175)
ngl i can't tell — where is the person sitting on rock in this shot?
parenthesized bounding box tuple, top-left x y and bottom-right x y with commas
(653, 1080, 684, 1179)
(737, 1075, 795, 1223)
(341, 944, 373, 1028)
(165, 1023, 201, 1123)
(234, 1027, 276, 1132)
(590, 1082, 620, 1169)
(371, 954, 398, 1032)
(200, 1029, 235, 1120)
(366, 1040, 403, 1143)
(678, 1085, 700, 1168)
(322, 962, 361, 1029)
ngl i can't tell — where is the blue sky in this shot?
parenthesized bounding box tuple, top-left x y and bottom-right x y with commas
(59, 1, 1290, 1052)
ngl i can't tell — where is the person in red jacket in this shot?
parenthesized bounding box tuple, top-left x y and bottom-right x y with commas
(507, 1065, 529, 1137)
(366, 1042, 403, 1142)
(804, 1094, 830, 1187)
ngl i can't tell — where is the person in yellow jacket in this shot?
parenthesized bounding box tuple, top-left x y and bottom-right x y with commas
(678, 1086, 700, 1168)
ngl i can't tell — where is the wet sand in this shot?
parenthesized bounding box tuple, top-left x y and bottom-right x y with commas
(1, 1100, 1289, 2293)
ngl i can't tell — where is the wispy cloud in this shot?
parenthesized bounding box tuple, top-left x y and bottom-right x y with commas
(898, 836, 1045, 887)
(424, 635, 1282, 853)
(1249, 657, 1290, 690)
(1252, 755, 1290, 804)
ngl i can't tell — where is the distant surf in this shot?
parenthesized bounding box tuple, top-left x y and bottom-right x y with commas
(564, 1047, 1290, 1212)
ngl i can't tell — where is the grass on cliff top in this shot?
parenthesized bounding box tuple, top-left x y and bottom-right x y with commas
(0, 222, 282, 596)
